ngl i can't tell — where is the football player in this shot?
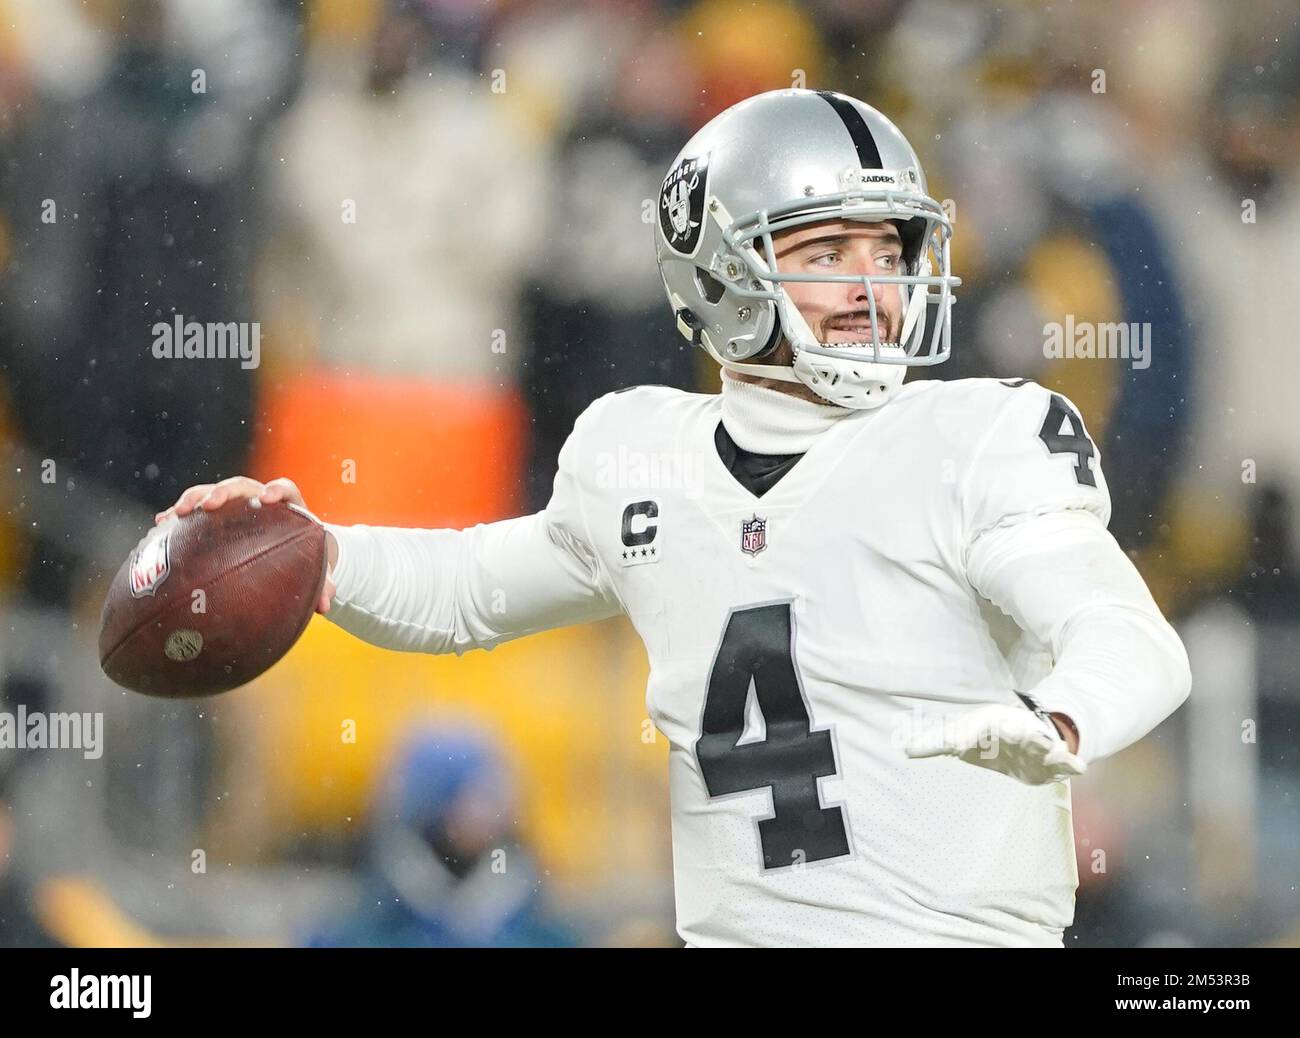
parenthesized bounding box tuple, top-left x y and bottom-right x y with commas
(161, 90, 1191, 947)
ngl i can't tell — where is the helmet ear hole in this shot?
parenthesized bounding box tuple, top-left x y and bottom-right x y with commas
(694, 267, 727, 304)
(897, 215, 927, 270)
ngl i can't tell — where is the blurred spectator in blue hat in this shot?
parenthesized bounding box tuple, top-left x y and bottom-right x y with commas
(306, 727, 578, 947)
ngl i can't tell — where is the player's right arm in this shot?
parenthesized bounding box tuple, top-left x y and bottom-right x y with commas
(157, 407, 622, 655)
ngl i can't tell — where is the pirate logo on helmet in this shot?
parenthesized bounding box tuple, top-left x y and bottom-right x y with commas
(659, 153, 709, 257)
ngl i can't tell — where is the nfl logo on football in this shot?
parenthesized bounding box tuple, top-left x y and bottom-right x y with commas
(129, 530, 171, 598)
(740, 515, 767, 556)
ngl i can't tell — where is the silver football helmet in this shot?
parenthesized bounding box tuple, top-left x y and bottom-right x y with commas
(655, 89, 959, 409)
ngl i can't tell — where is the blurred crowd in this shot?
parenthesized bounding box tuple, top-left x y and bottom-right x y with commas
(0, 0, 1297, 947)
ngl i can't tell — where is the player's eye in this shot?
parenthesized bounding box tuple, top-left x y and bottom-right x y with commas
(811, 250, 841, 266)
(877, 253, 900, 270)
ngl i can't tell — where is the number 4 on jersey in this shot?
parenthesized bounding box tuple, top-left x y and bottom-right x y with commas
(1038, 393, 1097, 488)
(695, 602, 850, 870)
(1001, 381, 1098, 488)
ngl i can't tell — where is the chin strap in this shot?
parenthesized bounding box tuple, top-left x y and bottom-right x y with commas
(772, 289, 906, 409)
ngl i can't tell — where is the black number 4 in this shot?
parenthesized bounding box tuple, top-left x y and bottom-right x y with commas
(1038, 393, 1097, 487)
(695, 602, 850, 870)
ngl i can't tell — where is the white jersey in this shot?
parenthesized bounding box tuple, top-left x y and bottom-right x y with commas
(325, 376, 1190, 948)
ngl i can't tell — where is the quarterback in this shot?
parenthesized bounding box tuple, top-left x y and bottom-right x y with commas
(160, 90, 1191, 947)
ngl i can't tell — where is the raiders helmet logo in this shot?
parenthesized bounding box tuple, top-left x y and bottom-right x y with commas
(659, 153, 710, 257)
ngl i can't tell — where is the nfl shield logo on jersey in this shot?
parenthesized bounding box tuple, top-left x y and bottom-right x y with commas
(740, 515, 767, 556)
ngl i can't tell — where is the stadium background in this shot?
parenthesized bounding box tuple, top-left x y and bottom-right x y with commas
(0, 0, 1297, 946)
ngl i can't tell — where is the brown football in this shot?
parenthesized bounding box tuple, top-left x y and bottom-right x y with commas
(99, 499, 327, 697)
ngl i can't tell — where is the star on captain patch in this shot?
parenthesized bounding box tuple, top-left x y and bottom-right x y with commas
(619, 500, 661, 567)
(740, 515, 767, 556)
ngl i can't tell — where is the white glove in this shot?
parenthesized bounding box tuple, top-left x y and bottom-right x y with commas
(903, 702, 1086, 786)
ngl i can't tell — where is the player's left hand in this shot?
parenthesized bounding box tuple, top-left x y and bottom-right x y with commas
(902, 703, 1086, 786)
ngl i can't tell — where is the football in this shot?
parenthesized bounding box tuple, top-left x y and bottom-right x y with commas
(98, 499, 327, 697)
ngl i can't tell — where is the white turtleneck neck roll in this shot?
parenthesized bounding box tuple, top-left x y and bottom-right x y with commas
(718, 370, 855, 455)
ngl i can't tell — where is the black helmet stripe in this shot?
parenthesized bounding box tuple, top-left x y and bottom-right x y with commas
(816, 90, 883, 169)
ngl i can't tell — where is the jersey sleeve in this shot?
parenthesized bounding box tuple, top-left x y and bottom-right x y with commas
(960, 383, 1189, 764)
(966, 510, 1191, 764)
(959, 381, 1111, 560)
(324, 398, 622, 654)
